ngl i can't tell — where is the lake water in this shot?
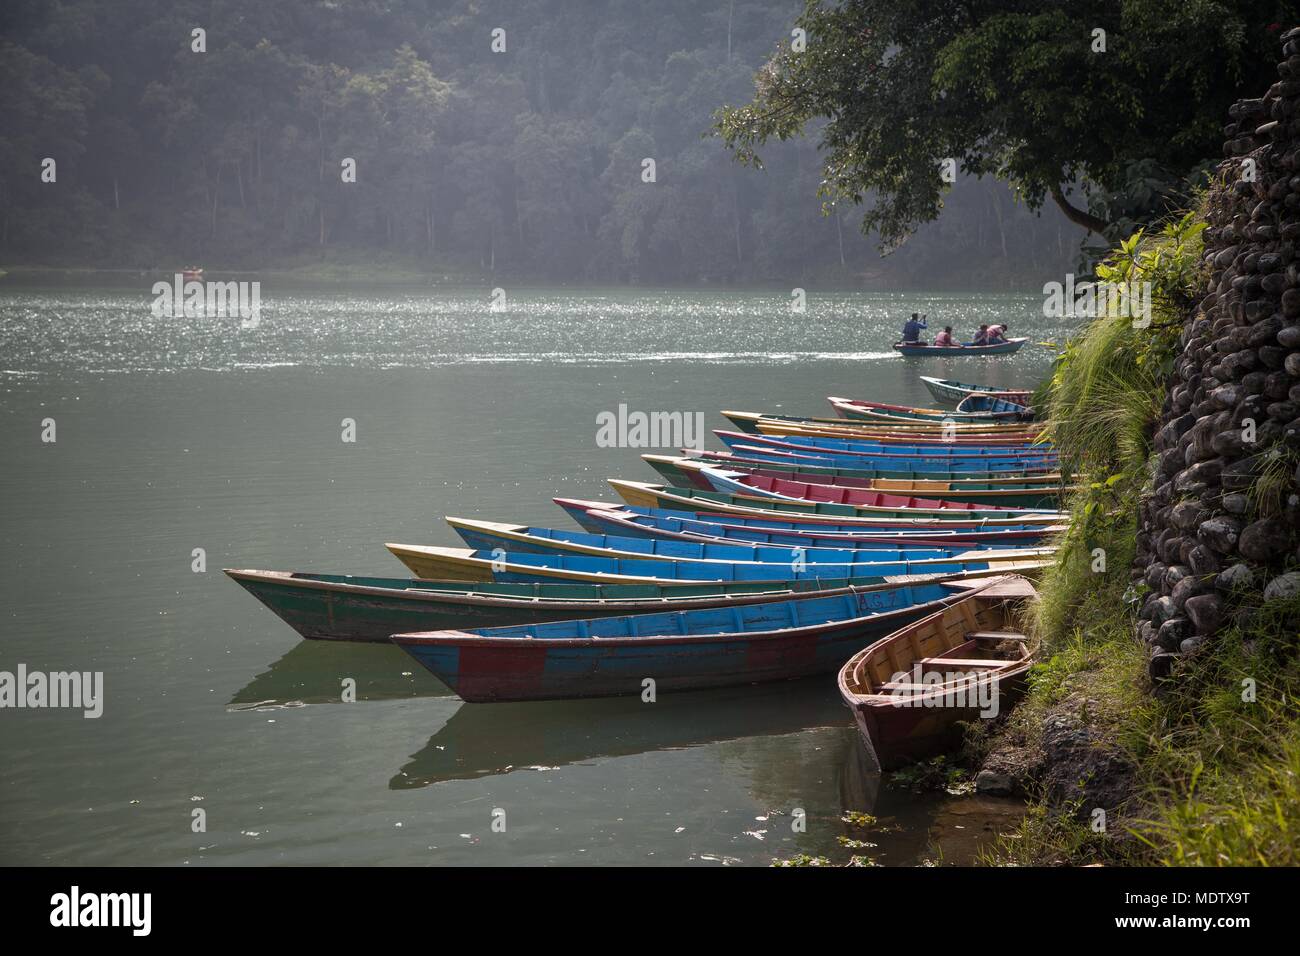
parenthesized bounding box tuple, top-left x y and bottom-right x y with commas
(0, 282, 1068, 866)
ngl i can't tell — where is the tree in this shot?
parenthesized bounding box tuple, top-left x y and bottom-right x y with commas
(715, 0, 1296, 248)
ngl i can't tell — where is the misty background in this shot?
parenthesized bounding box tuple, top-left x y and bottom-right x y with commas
(0, 0, 1085, 288)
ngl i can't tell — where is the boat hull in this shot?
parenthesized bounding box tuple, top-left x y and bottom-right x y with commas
(448, 517, 1019, 564)
(829, 396, 1031, 424)
(386, 542, 1051, 586)
(225, 569, 892, 643)
(606, 481, 1064, 527)
(847, 674, 1031, 769)
(892, 338, 1027, 357)
(919, 377, 1030, 406)
(393, 584, 962, 702)
(722, 409, 1023, 436)
(646, 457, 1066, 508)
(574, 506, 1054, 547)
(837, 576, 1036, 769)
(685, 449, 1061, 485)
(716, 431, 1057, 469)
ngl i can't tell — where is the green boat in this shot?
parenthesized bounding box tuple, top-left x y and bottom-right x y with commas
(225, 568, 973, 644)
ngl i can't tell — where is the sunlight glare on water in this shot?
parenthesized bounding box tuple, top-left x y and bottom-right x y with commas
(0, 282, 1063, 866)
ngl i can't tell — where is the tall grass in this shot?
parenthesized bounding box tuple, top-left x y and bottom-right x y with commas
(1040, 211, 1204, 479)
(1029, 211, 1204, 646)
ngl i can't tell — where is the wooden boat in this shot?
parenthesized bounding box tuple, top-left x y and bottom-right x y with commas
(716, 431, 1057, 469)
(553, 498, 1063, 542)
(829, 396, 1030, 424)
(955, 393, 1033, 417)
(607, 480, 1065, 527)
(719, 428, 1051, 456)
(644, 456, 1068, 508)
(918, 377, 1032, 407)
(447, 516, 1036, 565)
(224, 568, 980, 644)
(685, 465, 1061, 518)
(752, 415, 1043, 442)
(577, 507, 1051, 550)
(722, 409, 1034, 438)
(837, 575, 1037, 770)
(717, 434, 1060, 468)
(682, 450, 1064, 488)
(893, 337, 1028, 357)
(746, 417, 1043, 442)
(386, 542, 1052, 585)
(704, 444, 1058, 478)
(392, 578, 1023, 702)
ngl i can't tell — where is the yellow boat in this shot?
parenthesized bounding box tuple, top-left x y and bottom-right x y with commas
(722, 410, 1031, 436)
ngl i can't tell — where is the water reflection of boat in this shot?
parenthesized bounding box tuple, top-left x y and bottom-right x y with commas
(229, 640, 449, 708)
(390, 677, 850, 788)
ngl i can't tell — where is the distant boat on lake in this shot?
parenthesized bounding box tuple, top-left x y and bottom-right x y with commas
(893, 338, 1027, 357)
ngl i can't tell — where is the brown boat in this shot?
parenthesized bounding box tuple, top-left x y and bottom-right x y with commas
(837, 575, 1037, 771)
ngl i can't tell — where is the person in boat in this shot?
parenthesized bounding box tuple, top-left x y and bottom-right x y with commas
(932, 325, 958, 347)
(971, 324, 990, 346)
(900, 312, 928, 344)
(986, 323, 1008, 344)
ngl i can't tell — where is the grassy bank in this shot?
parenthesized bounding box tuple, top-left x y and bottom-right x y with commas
(986, 211, 1300, 866)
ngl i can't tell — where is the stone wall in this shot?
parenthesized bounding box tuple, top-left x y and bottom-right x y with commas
(1136, 28, 1300, 679)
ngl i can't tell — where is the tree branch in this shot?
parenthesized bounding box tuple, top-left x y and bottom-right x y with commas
(1050, 183, 1108, 234)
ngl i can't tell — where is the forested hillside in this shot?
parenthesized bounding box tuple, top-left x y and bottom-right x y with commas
(0, 0, 1081, 286)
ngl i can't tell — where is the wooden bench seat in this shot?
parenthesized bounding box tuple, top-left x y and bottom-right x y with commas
(968, 631, 1028, 642)
(918, 657, 1005, 668)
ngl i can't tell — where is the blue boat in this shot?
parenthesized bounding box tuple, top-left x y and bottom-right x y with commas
(714, 444, 1057, 477)
(717, 432, 1057, 469)
(386, 542, 1050, 586)
(553, 499, 1061, 541)
(226, 568, 922, 643)
(573, 507, 1054, 549)
(390, 578, 1003, 701)
(893, 337, 1028, 357)
(725, 431, 1043, 455)
(446, 516, 1027, 564)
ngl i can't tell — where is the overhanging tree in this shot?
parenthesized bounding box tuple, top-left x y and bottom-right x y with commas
(714, 0, 1296, 250)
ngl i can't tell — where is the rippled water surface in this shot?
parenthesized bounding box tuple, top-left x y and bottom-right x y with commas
(0, 282, 1065, 865)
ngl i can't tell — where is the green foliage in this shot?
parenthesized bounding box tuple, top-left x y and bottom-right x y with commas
(1027, 211, 1204, 642)
(1041, 210, 1206, 478)
(1129, 595, 1300, 865)
(887, 756, 974, 795)
(1247, 444, 1300, 519)
(716, 0, 1289, 250)
(988, 211, 1300, 866)
(771, 853, 832, 867)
